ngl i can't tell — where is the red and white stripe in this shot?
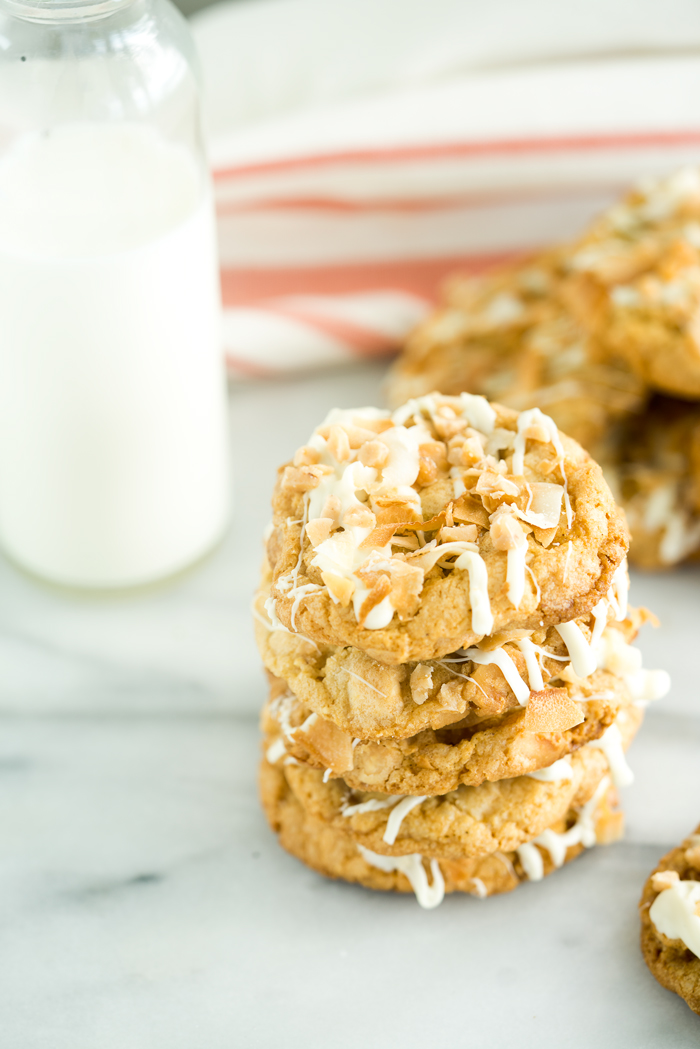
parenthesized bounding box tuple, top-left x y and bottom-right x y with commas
(194, 3, 700, 376)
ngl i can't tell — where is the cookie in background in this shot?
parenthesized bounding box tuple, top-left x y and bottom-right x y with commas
(387, 167, 700, 569)
(640, 825, 700, 1016)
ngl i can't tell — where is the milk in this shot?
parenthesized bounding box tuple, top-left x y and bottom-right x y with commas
(0, 122, 229, 587)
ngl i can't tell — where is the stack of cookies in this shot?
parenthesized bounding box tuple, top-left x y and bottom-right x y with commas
(255, 393, 669, 907)
(387, 168, 700, 570)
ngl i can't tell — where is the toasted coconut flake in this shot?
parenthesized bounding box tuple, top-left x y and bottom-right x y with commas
(294, 714, 355, 773)
(359, 440, 390, 468)
(343, 505, 376, 530)
(327, 425, 351, 462)
(537, 458, 561, 476)
(452, 494, 490, 528)
(516, 482, 564, 528)
(449, 434, 486, 467)
(281, 464, 333, 491)
(440, 524, 478, 543)
(305, 517, 333, 547)
(359, 524, 400, 550)
(416, 454, 438, 485)
(523, 422, 551, 442)
(533, 524, 558, 547)
(391, 534, 420, 551)
(651, 870, 681, 892)
(523, 688, 585, 732)
(396, 511, 449, 533)
(387, 560, 424, 618)
(357, 574, 392, 627)
(293, 445, 320, 466)
(419, 440, 448, 473)
(490, 509, 527, 551)
(410, 664, 433, 705)
(685, 845, 700, 867)
(446, 435, 467, 466)
(318, 423, 378, 448)
(438, 680, 464, 710)
(321, 571, 355, 606)
(479, 628, 532, 651)
(312, 529, 356, 571)
(475, 471, 520, 499)
(320, 494, 341, 521)
(433, 415, 468, 440)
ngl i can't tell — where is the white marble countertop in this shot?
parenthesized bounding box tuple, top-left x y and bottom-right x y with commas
(3, 362, 700, 1048)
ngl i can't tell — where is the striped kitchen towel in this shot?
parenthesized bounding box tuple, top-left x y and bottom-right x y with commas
(192, 0, 700, 377)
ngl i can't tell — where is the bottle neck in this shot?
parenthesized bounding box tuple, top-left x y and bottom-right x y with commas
(0, 0, 137, 23)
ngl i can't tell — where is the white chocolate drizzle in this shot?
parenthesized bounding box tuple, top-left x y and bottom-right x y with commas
(453, 550, 493, 635)
(525, 563, 541, 605)
(269, 692, 299, 742)
(342, 795, 402, 817)
(342, 667, 387, 697)
(357, 846, 445, 909)
(555, 621, 597, 678)
(460, 644, 530, 704)
(515, 638, 545, 692)
(650, 879, 700, 959)
(594, 628, 670, 704)
(263, 595, 291, 633)
(258, 595, 320, 651)
(265, 738, 287, 764)
(470, 877, 488, 899)
(383, 795, 428, 845)
(590, 599, 609, 649)
(526, 758, 574, 782)
(589, 723, 634, 788)
(289, 582, 322, 631)
(506, 531, 528, 609)
(391, 392, 496, 435)
(607, 561, 629, 620)
(341, 790, 428, 846)
(527, 644, 569, 662)
(517, 776, 610, 881)
(411, 540, 478, 573)
(516, 842, 544, 881)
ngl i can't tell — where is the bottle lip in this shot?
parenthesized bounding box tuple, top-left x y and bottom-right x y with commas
(0, 0, 137, 23)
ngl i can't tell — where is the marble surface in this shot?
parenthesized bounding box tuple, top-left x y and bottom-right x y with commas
(2, 362, 700, 1048)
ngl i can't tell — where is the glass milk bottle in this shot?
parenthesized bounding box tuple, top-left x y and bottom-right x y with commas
(0, 0, 229, 588)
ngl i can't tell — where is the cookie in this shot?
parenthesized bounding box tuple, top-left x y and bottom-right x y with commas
(605, 397, 700, 569)
(263, 663, 641, 796)
(565, 167, 700, 399)
(640, 824, 700, 1015)
(267, 394, 628, 665)
(255, 565, 640, 739)
(260, 758, 624, 908)
(273, 707, 639, 861)
(387, 249, 645, 460)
